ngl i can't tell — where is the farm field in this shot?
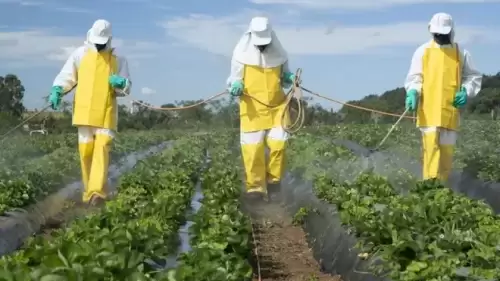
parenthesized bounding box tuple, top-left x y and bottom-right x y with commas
(288, 120, 500, 280)
(0, 121, 499, 280)
(0, 130, 173, 214)
(304, 120, 500, 182)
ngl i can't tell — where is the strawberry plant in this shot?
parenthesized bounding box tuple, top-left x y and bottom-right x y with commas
(0, 130, 175, 214)
(165, 133, 253, 281)
(0, 135, 205, 280)
(288, 133, 500, 280)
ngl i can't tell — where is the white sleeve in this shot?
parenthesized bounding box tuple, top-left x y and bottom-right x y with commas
(115, 55, 131, 97)
(226, 57, 244, 89)
(53, 47, 83, 93)
(460, 49, 482, 97)
(282, 60, 290, 74)
(404, 45, 425, 94)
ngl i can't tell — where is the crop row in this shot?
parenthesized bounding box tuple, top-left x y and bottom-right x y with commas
(0, 130, 173, 215)
(0, 136, 204, 280)
(288, 133, 500, 280)
(166, 133, 253, 281)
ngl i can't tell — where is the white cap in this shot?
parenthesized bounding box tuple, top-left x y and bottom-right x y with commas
(429, 13, 453, 34)
(249, 17, 272, 46)
(88, 19, 112, 44)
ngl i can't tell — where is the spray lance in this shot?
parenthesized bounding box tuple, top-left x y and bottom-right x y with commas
(0, 85, 77, 143)
(0, 78, 131, 144)
(367, 107, 410, 154)
(0, 104, 53, 143)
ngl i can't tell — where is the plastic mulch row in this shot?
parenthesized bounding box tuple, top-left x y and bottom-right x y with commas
(279, 139, 500, 280)
(0, 142, 171, 257)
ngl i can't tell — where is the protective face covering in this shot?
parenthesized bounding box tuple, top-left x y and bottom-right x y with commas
(255, 44, 269, 52)
(432, 33, 451, 45)
(95, 43, 107, 52)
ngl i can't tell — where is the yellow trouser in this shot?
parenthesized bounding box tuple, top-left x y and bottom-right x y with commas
(241, 127, 288, 194)
(78, 126, 114, 202)
(421, 127, 456, 183)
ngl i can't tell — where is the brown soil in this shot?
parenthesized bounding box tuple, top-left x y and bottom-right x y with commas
(242, 193, 342, 281)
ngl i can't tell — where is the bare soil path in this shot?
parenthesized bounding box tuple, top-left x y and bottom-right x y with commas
(242, 190, 342, 281)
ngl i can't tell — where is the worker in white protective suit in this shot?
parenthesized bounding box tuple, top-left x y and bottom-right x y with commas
(404, 13, 481, 183)
(226, 16, 297, 200)
(49, 19, 131, 206)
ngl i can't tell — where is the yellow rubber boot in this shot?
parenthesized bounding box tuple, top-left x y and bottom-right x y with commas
(266, 138, 286, 184)
(83, 134, 112, 202)
(422, 131, 440, 180)
(439, 145, 454, 183)
(78, 141, 94, 195)
(241, 142, 267, 194)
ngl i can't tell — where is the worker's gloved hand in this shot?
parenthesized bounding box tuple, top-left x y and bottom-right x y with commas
(230, 81, 243, 97)
(405, 89, 418, 111)
(109, 74, 128, 89)
(453, 87, 467, 108)
(49, 86, 63, 110)
(283, 72, 296, 84)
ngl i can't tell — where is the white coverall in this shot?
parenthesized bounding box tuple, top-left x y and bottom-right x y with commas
(404, 13, 481, 182)
(227, 16, 293, 196)
(53, 19, 131, 203)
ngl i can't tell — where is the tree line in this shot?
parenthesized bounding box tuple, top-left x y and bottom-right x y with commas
(1, 72, 499, 135)
(339, 72, 500, 123)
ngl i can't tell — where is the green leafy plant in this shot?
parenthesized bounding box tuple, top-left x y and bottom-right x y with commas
(164, 133, 253, 281)
(0, 135, 204, 280)
(287, 132, 500, 280)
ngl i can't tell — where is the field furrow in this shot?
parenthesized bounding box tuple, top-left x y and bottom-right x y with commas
(0, 136, 203, 279)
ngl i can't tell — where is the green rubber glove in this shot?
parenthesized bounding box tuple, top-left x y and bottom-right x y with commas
(283, 72, 296, 84)
(230, 81, 243, 97)
(49, 86, 63, 110)
(109, 74, 128, 89)
(453, 87, 467, 108)
(405, 89, 418, 112)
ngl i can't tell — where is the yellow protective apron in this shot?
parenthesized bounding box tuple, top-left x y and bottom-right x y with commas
(240, 65, 290, 194)
(73, 48, 118, 130)
(74, 48, 117, 202)
(418, 42, 461, 181)
(240, 65, 290, 132)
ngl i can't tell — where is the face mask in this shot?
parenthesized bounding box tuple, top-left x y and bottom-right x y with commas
(432, 33, 451, 45)
(255, 44, 269, 52)
(95, 43, 107, 51)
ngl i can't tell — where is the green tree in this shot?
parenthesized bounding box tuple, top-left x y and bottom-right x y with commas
(0, 74, 26, 117)
(338, 72, 500, 122)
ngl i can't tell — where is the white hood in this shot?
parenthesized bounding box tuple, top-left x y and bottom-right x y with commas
(232, 17, 288, 68)
(85, 19, 113, 51)
(428, 12, 456, 43)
